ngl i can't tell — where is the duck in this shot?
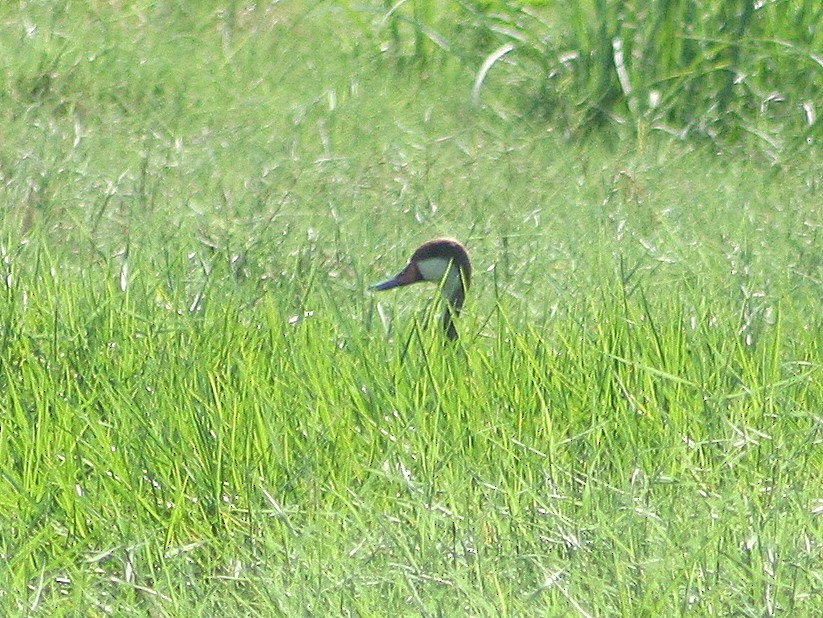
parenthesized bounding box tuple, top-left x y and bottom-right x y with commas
(371, 238, 471, 340)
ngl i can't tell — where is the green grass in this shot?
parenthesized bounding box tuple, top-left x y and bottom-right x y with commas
(1, 2, 821, 616)
(361, 0, 823, 146)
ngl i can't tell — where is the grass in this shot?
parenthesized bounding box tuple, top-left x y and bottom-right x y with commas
(366, 0, 823, 147)
(0, 2, 821, 616)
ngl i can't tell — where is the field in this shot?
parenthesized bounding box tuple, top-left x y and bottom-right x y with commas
(1, 2, 821, 616)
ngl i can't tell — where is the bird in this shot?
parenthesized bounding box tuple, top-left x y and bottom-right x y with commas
(371, 238, 471, 340)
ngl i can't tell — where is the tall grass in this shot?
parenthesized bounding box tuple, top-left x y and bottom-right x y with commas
(1, 232, 820, 614)
(358, 0, 822, 150)
(0, 1, 821, 615)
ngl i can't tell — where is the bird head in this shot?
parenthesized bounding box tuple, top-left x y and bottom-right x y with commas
(372, 238, 471, 339)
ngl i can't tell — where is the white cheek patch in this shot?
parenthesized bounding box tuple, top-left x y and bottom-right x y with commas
(417, 258, 462, 301)
(417, 258, 449, 282)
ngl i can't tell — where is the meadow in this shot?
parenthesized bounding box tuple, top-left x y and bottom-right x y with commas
(0, 1, 821, 616)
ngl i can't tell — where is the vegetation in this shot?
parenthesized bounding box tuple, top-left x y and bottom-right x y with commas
(368, 0, 822, 149)
(0, 1, 820, 616)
